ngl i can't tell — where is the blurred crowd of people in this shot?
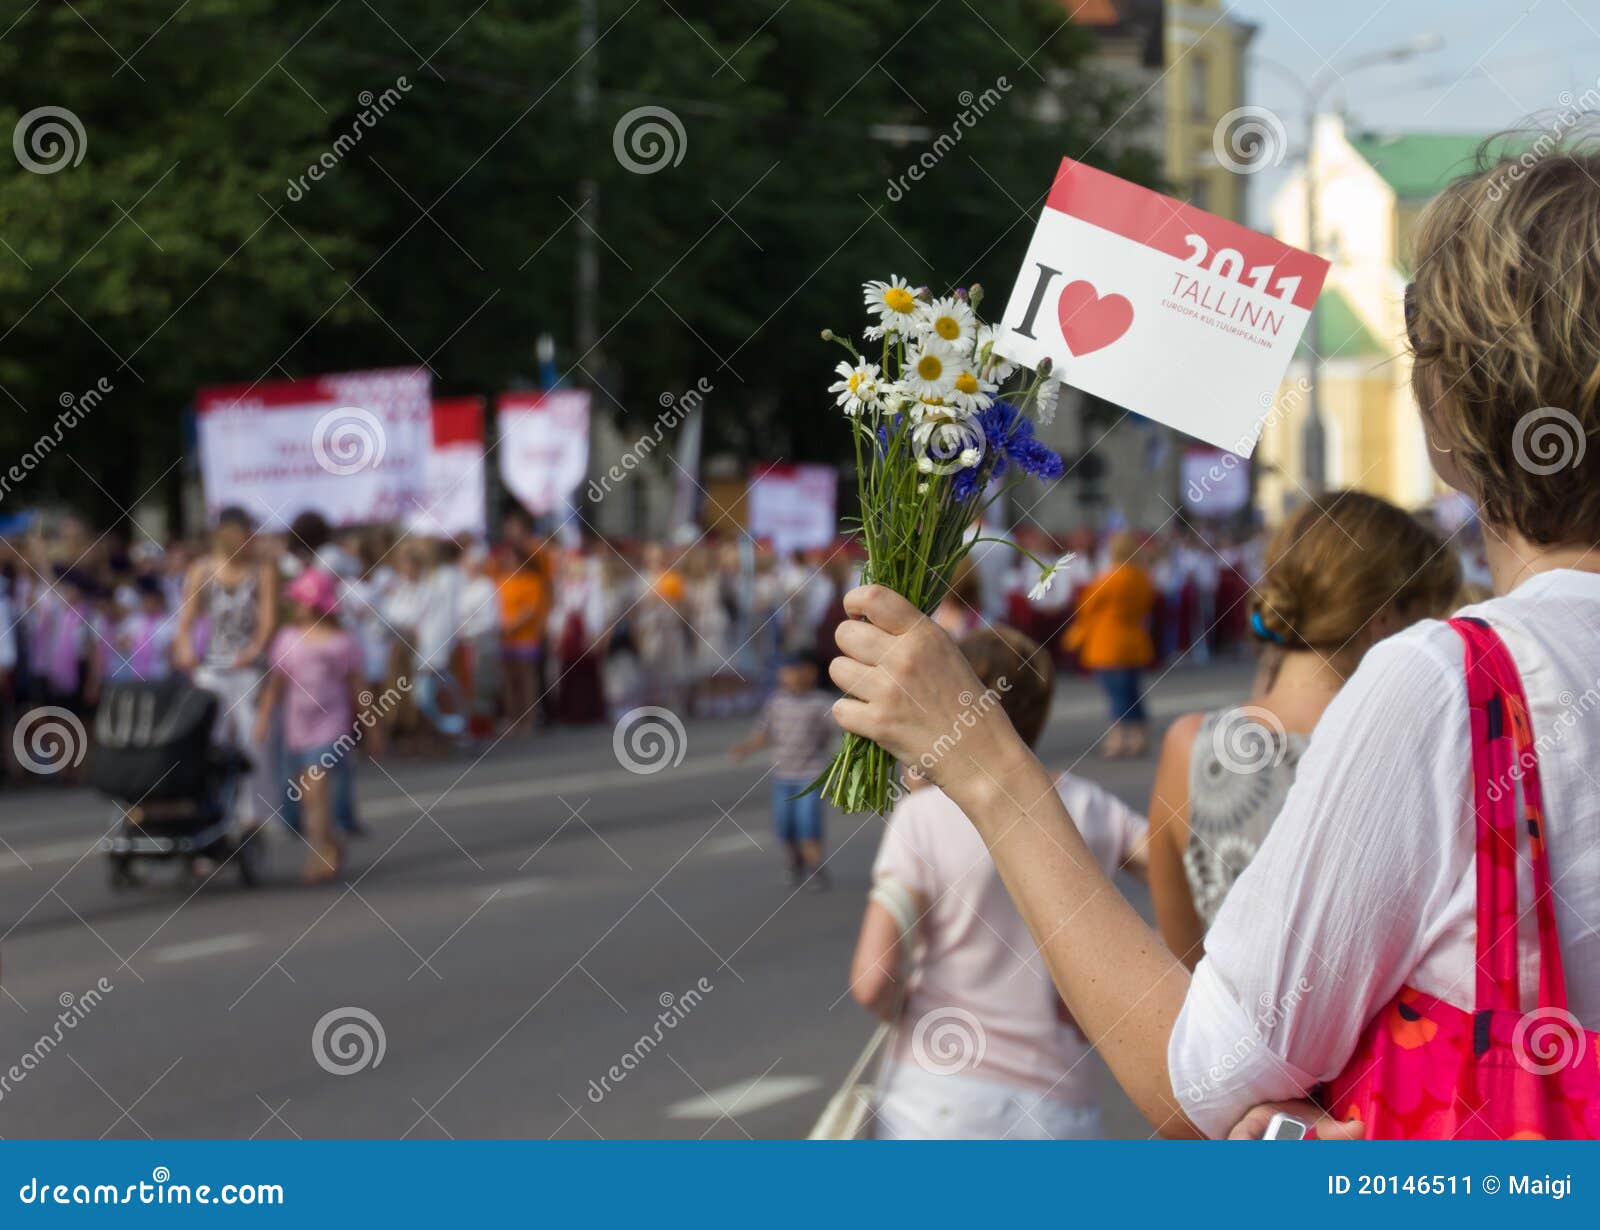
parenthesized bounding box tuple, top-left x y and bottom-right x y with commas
(0, 508, 1289, 783)
(0, 501, 1496, 780)
(0, 497, 1492, 892)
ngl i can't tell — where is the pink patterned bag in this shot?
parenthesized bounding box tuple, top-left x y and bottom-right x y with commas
(1323, 617, 1600, 1138)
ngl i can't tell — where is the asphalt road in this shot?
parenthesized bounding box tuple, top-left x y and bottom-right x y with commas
(0, 660, 1251, 1140)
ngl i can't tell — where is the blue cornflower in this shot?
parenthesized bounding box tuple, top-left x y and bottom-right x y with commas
(999, 402, 1062, 475)
(951, 401, 1063, 502)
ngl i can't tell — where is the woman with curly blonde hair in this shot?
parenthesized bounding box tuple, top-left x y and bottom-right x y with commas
(826, 137, 1600, 1138)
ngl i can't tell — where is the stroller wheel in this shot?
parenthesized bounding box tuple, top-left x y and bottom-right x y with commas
(108, 854, 139, 890)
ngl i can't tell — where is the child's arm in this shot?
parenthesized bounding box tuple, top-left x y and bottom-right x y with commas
(728, 701, 773, 760)
(850, 815, 926, 1021)
(252, 670, 284, 748)
(174, 561, 205, 671)
(728, 727, 771, 760)
(849, 893, 921, 1022)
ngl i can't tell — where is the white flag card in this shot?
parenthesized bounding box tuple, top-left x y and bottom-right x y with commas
(995, 159, 1330, 457)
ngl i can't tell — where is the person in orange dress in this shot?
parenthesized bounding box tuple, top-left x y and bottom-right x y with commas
(1064, 529, 1156, 758)
(497, 546, 550, 734)
(636, 542, 687, 708)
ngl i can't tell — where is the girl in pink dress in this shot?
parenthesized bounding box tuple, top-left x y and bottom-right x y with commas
(255, 569, 361, 885)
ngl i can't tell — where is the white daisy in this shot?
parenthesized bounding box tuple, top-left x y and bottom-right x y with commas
(828, 360, 880, 416)
(947, 366, 996, 414)
(906, 394, 959, 423)
(1034, 376, 1062, 426)
(863, 275, 921, 332)
(912, 419, 976, 469)
(918, 295, 976, 350)
(878, 381, 916, 416)
(904, 341, 958, 401)
(1028, 552, 1078, 602)
(975, 324, 1014, 381)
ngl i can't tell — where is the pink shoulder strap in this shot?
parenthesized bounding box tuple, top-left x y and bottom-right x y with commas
(1450, 616, 1567, 1014)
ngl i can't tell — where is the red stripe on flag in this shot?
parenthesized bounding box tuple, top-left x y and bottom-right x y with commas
(196, 375, 335, 413)
(196, 367, 428, 413)
(1043, 158, 1328, 311)
(431, 397, 485, 446)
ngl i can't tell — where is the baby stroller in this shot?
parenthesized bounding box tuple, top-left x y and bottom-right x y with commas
(89, 677, 265, 889)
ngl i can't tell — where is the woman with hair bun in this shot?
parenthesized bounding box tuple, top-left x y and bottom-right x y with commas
(1145, 491, 1460, 968)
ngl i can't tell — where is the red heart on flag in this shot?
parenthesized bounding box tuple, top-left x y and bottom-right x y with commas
(1056, 280, 1133, 356)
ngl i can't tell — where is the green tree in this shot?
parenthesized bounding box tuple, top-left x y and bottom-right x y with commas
(0, 0, 1158, 525)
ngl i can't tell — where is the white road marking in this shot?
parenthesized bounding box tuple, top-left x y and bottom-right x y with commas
(361, 753, 739, 821)
(0, 838, 103, 874)
(152, 933, 259, 964)
(665, 1075, 822, 1120)
(482, 878, 551, 901)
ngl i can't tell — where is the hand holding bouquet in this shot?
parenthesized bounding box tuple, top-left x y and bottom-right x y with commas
(812, 276, 1071, 813)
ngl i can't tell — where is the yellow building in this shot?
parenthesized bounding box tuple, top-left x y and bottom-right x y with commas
(1257, 115, 1486, 519)
(1030, 0, 1258, 531)
(1073, 0, 1256, 215)
(1163, 1, 1257, 219)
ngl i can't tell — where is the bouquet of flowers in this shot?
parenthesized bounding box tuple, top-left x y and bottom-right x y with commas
(811, 276, 1070, 814)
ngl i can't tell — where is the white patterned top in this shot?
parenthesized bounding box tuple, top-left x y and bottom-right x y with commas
(1183, 707, 1308, 928)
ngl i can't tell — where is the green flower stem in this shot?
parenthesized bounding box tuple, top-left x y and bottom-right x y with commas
(813, 317, 1051, 815)
(968, 535, 1052, 573)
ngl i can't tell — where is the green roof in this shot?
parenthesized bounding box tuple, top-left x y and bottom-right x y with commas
(1348, 131, 1487, 199)
(1297, 288, 1384, 360)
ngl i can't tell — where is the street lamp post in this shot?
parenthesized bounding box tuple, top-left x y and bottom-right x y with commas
(576, 0, 600, 370)
(1253, 36, 1441, 495)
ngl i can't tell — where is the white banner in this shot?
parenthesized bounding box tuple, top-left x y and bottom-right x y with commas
(196, 368, 430, 529)
(746, 463, 837, 556)
(1181, 446, 1251, 517)
(497, 390, 591, 518)
(407, 398, 487, 540)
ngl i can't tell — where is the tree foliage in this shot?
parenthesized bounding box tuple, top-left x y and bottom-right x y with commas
(0, 0, 1159, 523)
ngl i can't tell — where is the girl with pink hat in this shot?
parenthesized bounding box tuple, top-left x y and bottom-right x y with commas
(254, 567, 360, 884)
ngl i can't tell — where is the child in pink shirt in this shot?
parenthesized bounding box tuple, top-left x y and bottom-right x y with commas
(849, 627, 1149, 1139)
(255, 568, 360, 884)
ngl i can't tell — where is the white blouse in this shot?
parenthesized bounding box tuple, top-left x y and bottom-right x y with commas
(1168, 569, 1600, 1137)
